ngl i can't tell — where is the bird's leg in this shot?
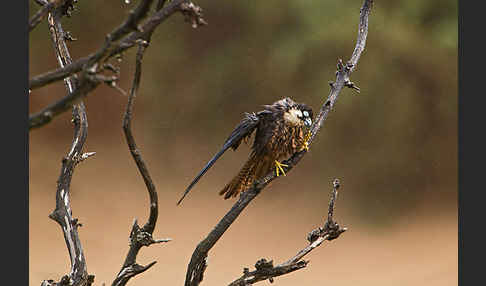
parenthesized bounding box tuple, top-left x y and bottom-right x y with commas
(275, 160, 289, 176)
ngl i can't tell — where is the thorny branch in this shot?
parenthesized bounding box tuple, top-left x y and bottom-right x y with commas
(183, 1, 373, 285)
(30, 0, 78, 32)
(29, 0, 153, 129)
(41, 106, 95, 286)
(112, 40, 171, 286)
(229, 179, 346, 286)
(29, 0, 206, 130)
(40, 3, 95, 286)
(29, 0, 206, 91)
(29, 0, 55, 32)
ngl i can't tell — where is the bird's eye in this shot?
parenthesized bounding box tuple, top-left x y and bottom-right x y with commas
(303, 111, 309, 117)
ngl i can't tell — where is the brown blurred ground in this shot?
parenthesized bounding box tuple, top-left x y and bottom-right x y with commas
(29, 0, 457, 285)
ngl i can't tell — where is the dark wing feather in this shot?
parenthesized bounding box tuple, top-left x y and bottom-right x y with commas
(176, 112, 260, 205)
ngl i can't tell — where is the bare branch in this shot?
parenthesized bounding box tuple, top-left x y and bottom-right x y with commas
(34, 0, 48, 6)
(183, 1, 373, 285)
(29, 71, 103, 129)
(40, 4, 95, 286)
(29, 0, 206, 131)
(229, 179, 346, 286)
(112, 40, 171, 286)
(42, 104, 94, 286)
(109, 0, 156, 43)
(29, 0, 206, 91)
(29, 1, 55, 32)
(30, 0, 156, 94)
(29, 0, 159, 129)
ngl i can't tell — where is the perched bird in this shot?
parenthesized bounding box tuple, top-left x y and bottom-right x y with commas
(177, 97, 313, 205)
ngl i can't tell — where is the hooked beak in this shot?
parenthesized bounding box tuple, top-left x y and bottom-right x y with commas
(304, 117, 312, 128)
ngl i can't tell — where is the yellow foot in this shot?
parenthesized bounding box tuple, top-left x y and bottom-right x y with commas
(302, 141, 309, 152)
(275, 160, 289, 177)
(301, 131, 311, 152)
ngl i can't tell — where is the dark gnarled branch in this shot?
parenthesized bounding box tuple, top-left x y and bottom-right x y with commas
(30, 0, 77, 33)
(29, 0, 206, 130)
(40, 4, 95, 286)
(112, 40, 171, 286)
(41, 104, 95, 286)
(229, 179, 346, 286)
(29, 0, 157, 129)
(183, 1, 373, 285)
(29, 0, 206, 91)
(29, 0, 55, 32)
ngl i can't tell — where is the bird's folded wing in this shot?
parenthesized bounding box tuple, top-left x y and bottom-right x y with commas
(177, 112, 260, 205)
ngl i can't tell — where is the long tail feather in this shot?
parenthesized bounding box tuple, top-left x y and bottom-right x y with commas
(177, 148, 227, 206)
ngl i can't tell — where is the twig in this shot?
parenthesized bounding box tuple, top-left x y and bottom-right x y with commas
(34, 0, 48, 6)
(183, 1, 373, 285)
(40, 5, 95, 286)
(29, 0, 206, 91)
(29, 1, 55, 32)
(29, 1, 206, 130)
(112, 40, 171, 286)
(228, 179, 346, 286)
(29, 71, 102, 129)
(29, 0, 159, 129)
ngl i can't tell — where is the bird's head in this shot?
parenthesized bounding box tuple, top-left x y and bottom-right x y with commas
(283, 101, 313, 128)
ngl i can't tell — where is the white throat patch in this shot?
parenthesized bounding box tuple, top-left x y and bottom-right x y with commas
(284, 108, 303, 126)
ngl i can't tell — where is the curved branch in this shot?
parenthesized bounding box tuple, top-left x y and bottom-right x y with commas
(29, 72, 101, 129)
(112, 40, 171, 286)
(40, 6, 95, 286)
(29, 0, 206, 91)
(29, 0, 206, 131)
(183, 1, 373, 285)
(228, 179, 346, 286)
(43, 104, 94, 286)
(29, 0, 158, 130)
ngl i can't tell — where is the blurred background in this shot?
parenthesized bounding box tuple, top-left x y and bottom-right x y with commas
(29, 0, 457, 285)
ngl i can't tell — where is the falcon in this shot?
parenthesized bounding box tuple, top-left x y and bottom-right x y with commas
(177, 97, 313, 205)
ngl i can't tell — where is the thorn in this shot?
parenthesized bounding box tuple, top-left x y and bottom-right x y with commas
(154, 238, 172, 243)
(333, 179, 340, 189)
(110, 83, 128, 96)
(87, 63, 98, 74)
(337, 59, 344, 71)
(64, 31, 77, 41)
(103, 63, 120, 74)
(136, 39, 149, 47)
(345, 61, 354, 71)
(344, 80, 360, 93)
(77, 152, 96, 164)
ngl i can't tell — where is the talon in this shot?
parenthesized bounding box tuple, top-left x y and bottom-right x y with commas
(275, 160, 288, 177)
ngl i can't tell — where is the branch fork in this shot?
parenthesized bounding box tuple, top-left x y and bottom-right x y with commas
(230, 179, 346, 286)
